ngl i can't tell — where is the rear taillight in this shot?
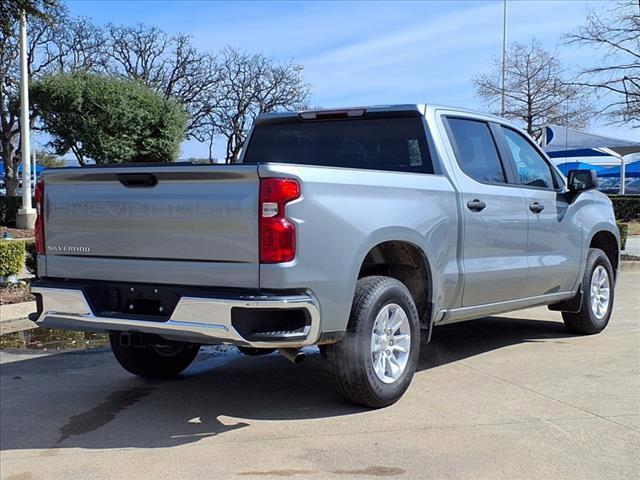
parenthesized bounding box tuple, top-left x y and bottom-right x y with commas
(259, 178, 300, 263)
(34, 180, 45, 254)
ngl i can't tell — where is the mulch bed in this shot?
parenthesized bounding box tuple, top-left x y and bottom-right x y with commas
(1, 227, 34, 239)
(0, 281, 34, 305)
(626, 221, 640, 236)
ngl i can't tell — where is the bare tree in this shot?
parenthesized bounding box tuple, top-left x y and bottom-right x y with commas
(101, 24, 220, 139)
(0, 0, 58, 37)
(0, 3, 102, 195)
(199, 46, 310, 163)
(47, 15, 104, 73)
(566, 1, 640, 128)
(473, 39, 592, 140)
(101, 31, 310, 161)
(2, 10, 311, 181)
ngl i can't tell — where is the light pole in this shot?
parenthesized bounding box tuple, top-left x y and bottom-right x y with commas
(16, 10, 36, 230)
(500, 0, 507, 116)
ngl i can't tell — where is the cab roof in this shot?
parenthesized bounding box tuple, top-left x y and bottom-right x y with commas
(255, 103, 508, 126)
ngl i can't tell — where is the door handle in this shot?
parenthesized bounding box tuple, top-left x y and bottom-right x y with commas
(466, 199, 486, 212)
(529, 202, 544, 213)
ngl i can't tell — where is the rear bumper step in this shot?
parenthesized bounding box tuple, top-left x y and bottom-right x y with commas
(30, 284, 321, 348)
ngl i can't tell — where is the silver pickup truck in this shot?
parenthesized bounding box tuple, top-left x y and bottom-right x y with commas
(30, 104, 619, 408)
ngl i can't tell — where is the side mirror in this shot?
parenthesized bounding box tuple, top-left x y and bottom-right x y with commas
(567, 169, 598, 193)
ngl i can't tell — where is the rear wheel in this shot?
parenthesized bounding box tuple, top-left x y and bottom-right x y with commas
(562, 248, 615, 334)
(109, 333, 200, 379)
(325, 276, 420, 408)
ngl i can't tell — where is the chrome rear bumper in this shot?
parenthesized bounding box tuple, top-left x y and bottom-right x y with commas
(30, 285, 321, 348)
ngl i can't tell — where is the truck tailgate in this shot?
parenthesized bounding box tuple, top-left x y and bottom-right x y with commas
(41, 165, 260, 288)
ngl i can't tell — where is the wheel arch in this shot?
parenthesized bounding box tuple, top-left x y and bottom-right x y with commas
(550, 225, 620, 314)
(588, 227, 620, 278)
(354, 230, 435, 336)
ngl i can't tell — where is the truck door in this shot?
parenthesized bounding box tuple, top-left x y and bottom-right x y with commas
(498, 126, 582, 297)
(444, 117, 529, 307)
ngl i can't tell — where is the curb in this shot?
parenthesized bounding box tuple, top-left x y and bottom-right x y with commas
(620, 261, 640, 272)
(0, 301, 36, 323)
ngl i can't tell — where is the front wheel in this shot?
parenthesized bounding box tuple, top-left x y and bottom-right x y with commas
(109, 333, 200, 379)
(325, 276, 421, 408)
(562, 248, 615, 335)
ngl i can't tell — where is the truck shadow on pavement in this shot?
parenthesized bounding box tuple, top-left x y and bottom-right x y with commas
(419, 315, 574, 371)
(0, 316, 575, 452)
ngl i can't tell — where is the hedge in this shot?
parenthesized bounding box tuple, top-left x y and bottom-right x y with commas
(0, 196, 23, 227)
(0, 240, 25, 277)
(24, 240, 37, 275)
(617, 223, 628, 251)
(608, 195, 640, 222)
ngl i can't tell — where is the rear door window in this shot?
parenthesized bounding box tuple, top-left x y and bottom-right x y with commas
(446, 117, 507, 184)
(243, 116, 434, 174)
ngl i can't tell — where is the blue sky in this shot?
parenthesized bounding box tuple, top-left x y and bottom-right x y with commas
(60, 0, 639, 160)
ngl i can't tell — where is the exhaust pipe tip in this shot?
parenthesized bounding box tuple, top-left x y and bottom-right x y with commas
(278, 348, 306, 364)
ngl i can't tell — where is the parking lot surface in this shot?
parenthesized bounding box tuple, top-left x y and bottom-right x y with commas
(1, 272, 639, 480)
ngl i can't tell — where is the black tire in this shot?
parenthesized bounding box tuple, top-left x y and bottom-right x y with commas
(109, 333, 200, 379)
(318, 344, 328, 359)
(325, 276, 421, 408)
(562, 248, 615, 335)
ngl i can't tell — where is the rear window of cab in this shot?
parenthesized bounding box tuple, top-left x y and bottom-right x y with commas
(243, 116, 434, 174)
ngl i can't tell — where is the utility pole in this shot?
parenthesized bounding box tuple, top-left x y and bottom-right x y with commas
(16, 10, 36, 230)
(500, 0, 507, 116)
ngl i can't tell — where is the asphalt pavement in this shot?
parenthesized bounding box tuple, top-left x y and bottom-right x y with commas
(1, 272, 638, 480)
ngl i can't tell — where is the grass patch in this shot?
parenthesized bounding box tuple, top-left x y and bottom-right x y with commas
(0, 328, 108, 350)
